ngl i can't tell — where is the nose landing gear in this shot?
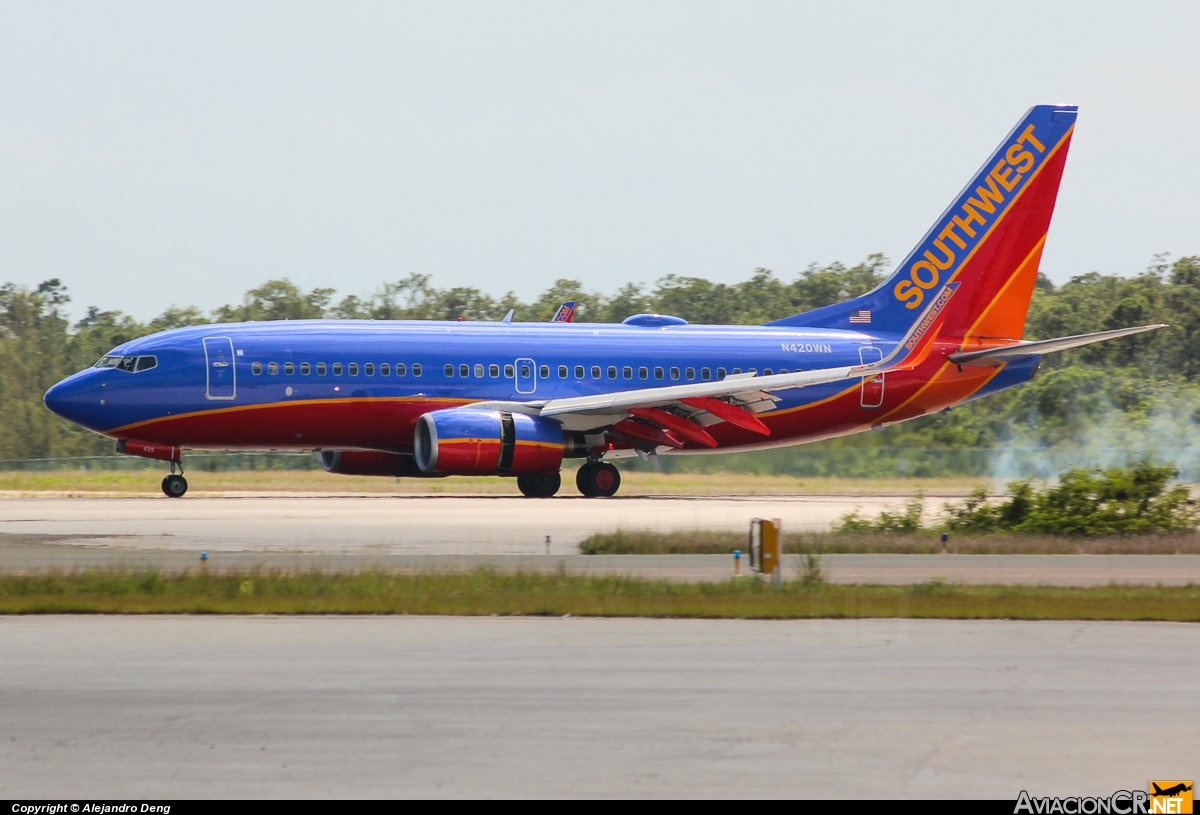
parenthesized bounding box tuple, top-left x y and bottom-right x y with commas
(576, 461, 621, 497)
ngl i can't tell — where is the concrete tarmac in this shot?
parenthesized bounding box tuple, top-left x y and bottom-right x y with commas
(3, 540, 1200, 585)
(0, 494, 947, 554)
(0, 615, 1195, 798)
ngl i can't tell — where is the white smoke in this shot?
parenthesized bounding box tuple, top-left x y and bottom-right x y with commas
(989, 383, 1200, 481)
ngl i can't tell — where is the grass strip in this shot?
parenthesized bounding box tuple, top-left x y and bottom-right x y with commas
(0, 569, 1197, 620)
(578, 529, 1200, 555)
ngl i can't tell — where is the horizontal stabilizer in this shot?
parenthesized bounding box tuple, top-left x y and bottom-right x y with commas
(948, 324, 1167, 365)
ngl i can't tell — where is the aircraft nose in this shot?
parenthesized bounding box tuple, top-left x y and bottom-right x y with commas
(44, 374, 99, 426)
(43, 380, 69, 418)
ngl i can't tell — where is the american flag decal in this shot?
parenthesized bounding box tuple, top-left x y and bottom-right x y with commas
(849, 310, 871, 324)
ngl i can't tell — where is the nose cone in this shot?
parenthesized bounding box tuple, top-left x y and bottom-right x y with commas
(44, 372, 102, 428)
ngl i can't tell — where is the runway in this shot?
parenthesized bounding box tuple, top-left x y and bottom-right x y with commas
(0, 494, 945, 555)
(0, 615, 1194, 798)
(4, 495, 1198, 584)
(4, 540, 1199, 585)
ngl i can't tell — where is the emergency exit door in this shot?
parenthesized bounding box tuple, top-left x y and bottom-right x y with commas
(514, 357, 537, 394)
(858, 346, 884, 409)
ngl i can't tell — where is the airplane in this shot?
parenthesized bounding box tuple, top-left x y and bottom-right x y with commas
(1152, 783, 1192, 798)
(43, 104, 1165, 499)
(552, 301, 577, 323)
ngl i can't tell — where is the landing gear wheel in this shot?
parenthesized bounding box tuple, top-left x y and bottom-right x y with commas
(517, 472, 561, 498)
(576, 462, 621, 498)
(161, 474, 188, 498)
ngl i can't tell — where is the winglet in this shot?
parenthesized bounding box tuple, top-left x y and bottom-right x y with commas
(552, 301, 577, 323)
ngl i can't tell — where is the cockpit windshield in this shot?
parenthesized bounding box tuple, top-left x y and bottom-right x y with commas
(94, 355, 157, 372)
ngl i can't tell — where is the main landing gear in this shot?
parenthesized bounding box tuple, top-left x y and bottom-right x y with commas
(517, 473, 561, 498)
(576, 461, 621, 498)
(161, 461, 188, 498)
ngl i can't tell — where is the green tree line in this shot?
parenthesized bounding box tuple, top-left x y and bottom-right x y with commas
(3, 253, 1198, 475)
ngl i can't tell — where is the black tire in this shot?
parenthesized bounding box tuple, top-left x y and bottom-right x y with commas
(575, 463, 598, 497)
(161, 474, 188, 498)
(577, 462, 620, 498)
(517, 473, 560, 498)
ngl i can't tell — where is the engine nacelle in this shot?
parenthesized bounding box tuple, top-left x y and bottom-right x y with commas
(414, 409, 572, 475)
(317, 450, 406, 476)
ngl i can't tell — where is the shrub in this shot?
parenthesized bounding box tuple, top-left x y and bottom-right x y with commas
(943, 459, 1197, 535)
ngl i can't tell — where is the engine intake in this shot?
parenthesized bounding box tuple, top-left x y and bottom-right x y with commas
(414, 409, 574, 475)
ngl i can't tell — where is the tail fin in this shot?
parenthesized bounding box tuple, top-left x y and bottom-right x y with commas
(768, 104, 1077, 345)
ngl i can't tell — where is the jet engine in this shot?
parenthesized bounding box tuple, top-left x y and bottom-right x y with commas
(413, 408, 582, 475)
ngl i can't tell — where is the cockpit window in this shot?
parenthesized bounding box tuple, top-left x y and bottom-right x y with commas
(93, 355, 157, 373)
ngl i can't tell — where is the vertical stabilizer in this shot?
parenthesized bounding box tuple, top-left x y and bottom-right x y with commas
(768, 104, 1077, 344)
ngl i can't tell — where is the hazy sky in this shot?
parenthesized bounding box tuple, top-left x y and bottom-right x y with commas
(1, 1, 1197, 321)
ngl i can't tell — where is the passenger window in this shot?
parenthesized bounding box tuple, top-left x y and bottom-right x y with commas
(591, 366, 601, 379)
(575, 365, 584, 379)
(118, 357, 137, 372)
(252, 362, 262, 375)
(365, 363, 374, 376)
(317, 363, 327, 375)
(623, 366, 633, 379)
(520, 365, 531, 378)
(558, 365, 568, 378)
(301, 362, 311, 375)
(732, 368, 742, 375)
(396, 363, 406, 376)
(333, 363, 342, 375)
(654, 367, 664, 380)
(459, 364, 469, 378)
(475, 364, 485, 378)
(779, 368, 788, 374)
(701, 367, 711, 381)
(445, 364, 454, 377)
(348, 363, 359, 376)
(135, 356, 157, 372)
(268, 362, 279, 375)
(539, 365, 549, 379)
(412, 364, 422, 376)
(504, 364, 514, 378)
(686, 367, 695, 380)
(285, 362, 295, 375)
(607, 366, 617, 379)
(638, 367, 648, 380)
(717, 367, 727, 380)
(670, 367, 680, 380)
(380, 363, 389, 376)
(764, 368, 773, 376)
(489, 364, 499, 377)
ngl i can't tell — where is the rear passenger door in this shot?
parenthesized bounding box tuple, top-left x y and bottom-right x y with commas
(203, 336, 237, 400)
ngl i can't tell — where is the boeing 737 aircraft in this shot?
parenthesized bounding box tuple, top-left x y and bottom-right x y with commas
(44, 105, 1163, 498)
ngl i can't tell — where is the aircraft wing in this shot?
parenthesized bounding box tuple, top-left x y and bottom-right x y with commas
(539, 282, 958, 419)
(948, 324, 1166, 366)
